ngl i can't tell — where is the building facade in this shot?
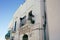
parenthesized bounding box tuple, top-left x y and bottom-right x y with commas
(5, 0, 60, 40)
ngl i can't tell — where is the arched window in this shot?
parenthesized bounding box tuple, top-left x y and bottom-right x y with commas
(23, 34, 28, 40)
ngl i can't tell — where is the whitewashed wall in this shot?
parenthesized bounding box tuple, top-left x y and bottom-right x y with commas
(8, 0, 60, 40)
(46, 0, 60, 40)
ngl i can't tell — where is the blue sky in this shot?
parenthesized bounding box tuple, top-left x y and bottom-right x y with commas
(0, 0, 25, 40)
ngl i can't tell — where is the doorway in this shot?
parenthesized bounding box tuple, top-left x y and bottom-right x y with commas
(23, 34, 28, 40)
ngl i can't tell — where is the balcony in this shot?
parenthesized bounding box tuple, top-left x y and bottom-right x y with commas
(5, 31, 10, 39)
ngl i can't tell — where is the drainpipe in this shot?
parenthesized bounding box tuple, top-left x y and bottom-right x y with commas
(39, 0, 46, 40)
(43, 0, 46, 40)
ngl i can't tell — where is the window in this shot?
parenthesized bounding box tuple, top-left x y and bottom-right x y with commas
(14, 21, 17, 32)
(11, 37, 14, 40)
(20, 16, 26, 27)
(28, 11, 35, 24)
(23, 34, 28, 40)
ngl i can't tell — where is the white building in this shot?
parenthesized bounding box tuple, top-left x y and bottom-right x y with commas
(5, 0, 60, 40)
